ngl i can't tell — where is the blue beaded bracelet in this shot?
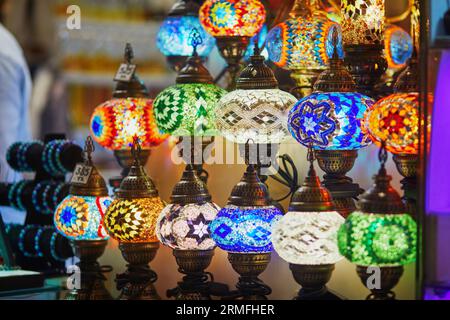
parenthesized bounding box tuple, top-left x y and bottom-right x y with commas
(18, 225, 40, 258)
(50, 231, 67, 262)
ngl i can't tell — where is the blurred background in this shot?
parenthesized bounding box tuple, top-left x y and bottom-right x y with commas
(0, 0, 416, 299)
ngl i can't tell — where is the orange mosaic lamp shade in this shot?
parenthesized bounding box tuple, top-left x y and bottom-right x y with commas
(199, 0, 265, 37)
(365, 93, 419, 155)
(90, 97, 168, 150)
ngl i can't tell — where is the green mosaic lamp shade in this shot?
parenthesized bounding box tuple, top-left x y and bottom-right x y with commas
(337, 212, 416, 267)
(153, 84, 226, 137)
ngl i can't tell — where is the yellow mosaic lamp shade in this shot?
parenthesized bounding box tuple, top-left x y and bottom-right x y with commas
(104, 138, 165, 243)
(104, 197, 165, 243)
(341, 0, 385, 45)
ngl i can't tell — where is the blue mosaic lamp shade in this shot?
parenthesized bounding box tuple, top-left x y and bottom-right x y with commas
(54, 195, 112, 241)
(209, 205, 283, 253)
(384, 24, 413, 70)
(288, 92, 374, 150)
(157, 16, 216, 57)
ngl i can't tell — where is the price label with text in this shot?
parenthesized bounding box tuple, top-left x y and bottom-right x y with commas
(71, 164, 93, 185)
(114, 63, 136, 82)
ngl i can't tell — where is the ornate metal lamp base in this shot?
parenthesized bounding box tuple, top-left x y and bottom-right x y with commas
(167, 249, 215, 300)
(227, 252, 272, 300)
(392, 154, 418, 216)
(289, 68, 321, 99)
(215, 36, 250, 90)
(344, 44, 388, 98)
(166, 55, 207, 72)
(109, 149, 151, 189)
(289, 264, 341, 300)
(116, 242, 160, 300)
(315, 150, 362, 217)
(357, 266, 404, 300)
(65, 240, 112, 300)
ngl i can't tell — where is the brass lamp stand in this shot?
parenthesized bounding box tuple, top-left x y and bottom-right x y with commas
(226, 163, 274, 300)
(357, 265, 404, 300)
(111, 140, 163, 300)
(109, 44, 153, 189)
(287, 149, 342, 300)
(344, 44, 388, 98)
(66, 240, 112, 300)
(215, 36, 250, 90)
(117, 242, 160, 300)
(315, 150, 362, 217)
(391, 54, 420, 216)
(65, 137, 112, 300)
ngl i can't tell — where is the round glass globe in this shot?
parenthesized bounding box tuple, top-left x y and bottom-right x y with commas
(365, 92, 419, 155)
(90, 97, 167, 150)
(153, 83, 227, 137)
(288, 92, 374, 150)
(384, 24, 413, 70)
(338, 211, 417, 267)
(104, 197, 165, 243)
(54, 195, 112, 241)
(266, 15, 343, 70)
(156, 202, 220, 250)
(216, 89, 297, 144)
(272, 211, 345, 265)
(199, 0, 266, 37)
(209, 205, 283, 253)
(157, 16, 215, 57)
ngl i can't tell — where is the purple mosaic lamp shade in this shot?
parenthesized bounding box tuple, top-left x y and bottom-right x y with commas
(426, 51, 450, 215)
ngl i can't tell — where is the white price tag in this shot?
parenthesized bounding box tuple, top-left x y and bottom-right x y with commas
(114, 63, 136, 82)
(71, 164, 93, 185)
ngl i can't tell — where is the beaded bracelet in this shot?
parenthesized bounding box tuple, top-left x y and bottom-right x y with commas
(33, 227, 45, 257)
(8, 181, 30, 211)
(50, 231, 67, 262)
(31, 182, 47, 213)
(52, 183, 68, 207)
(18, 225, 40, 258)
(6, 141, 44, 172)
(42, 183, 56, 214)
(6, 142, 21, 170)
(42, 140, 71, 176)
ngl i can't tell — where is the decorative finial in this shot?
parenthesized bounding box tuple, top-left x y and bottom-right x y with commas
(331, 26, 340, 60)
(84, 136, 95, 165)
(252, 38, 261, 57)
(378, 140, 388, 174)
(307, 142, 317, 177)
(188, 28, 203, 56)
(131, 135, 142, 166)
(124, 43, 134, 64)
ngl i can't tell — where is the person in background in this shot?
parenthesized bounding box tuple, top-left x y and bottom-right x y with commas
(0, 0, 32, 183)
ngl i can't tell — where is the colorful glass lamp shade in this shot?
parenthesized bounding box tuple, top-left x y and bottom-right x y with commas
(199, 0, 266, 90)
(209, 163, 282, 299)
(104, 139, 165, 300)
(156, 164, 221, 300)
(199, 0, 265, 38)
(265, 0, 343, 98)
(157, 0, 215, 71)
(154, 43, 226, 137)
(216, 45, 297, 145)
(90, 44, 168, 188)
(54, 136, 113, 300)
(90, 97, 167, 151)
(338, 147, 417, 300)
(365, 51, 420, 215)
(272, 149, 344, 299)
(384, 24, 413, 70)
(288, 36, 374, 217)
